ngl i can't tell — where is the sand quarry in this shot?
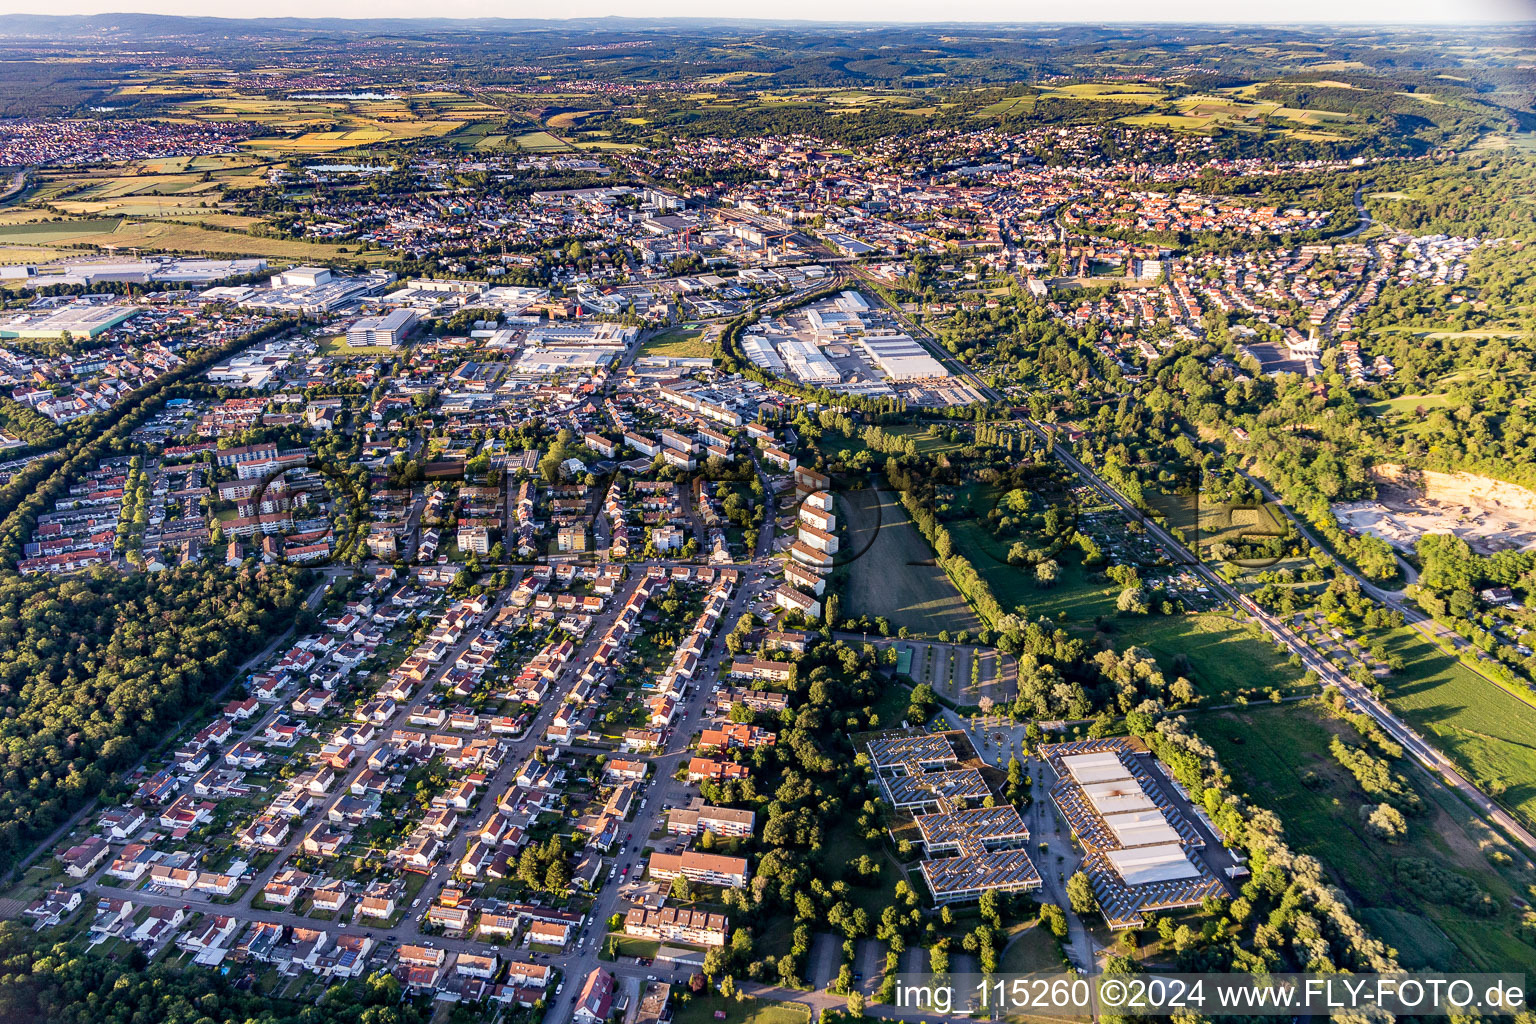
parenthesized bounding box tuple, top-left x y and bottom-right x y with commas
(1333, 465, 1536, 555)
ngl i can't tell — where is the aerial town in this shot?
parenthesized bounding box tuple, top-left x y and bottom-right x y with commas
(0, 11, 1531, 1024)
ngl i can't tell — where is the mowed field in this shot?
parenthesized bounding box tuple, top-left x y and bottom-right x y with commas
(639, 325, 712, 359)
(1383, 625, 1536, 830)
(837, 486, 980, 636)
(946, 516, 1115, 622)
(0, 215, 364, 262)
(1200, 701, 1536, 972)
(1108, 612, 1310, 699)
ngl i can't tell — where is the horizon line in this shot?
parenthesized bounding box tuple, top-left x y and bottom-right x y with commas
(0, 11, 1532, 25)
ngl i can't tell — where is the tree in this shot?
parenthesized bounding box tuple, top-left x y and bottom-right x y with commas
(1116, 586, 1148, 615)
(1066, 872, 1098, 915)
(846, 991, 867, 1017)
(1361, 802, 1408, 842)
(1036, 559, 1060, 586)
(670, 874, 693, 901)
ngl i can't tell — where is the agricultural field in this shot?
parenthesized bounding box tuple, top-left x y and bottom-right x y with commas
(243, 123, 463, 153)
(0, 245, 69, 268)
(974, 95, 1036, 118)
(0, 216, 123, 242)
(1200, 700, 1536, 972)
(513, 131, 573, 152)
(836, 486, 981, 637)
(0, 215, 366, 262)
(1037, 82, 1166, 103)
(118, 88, 507, 153)
(1382, 625, 1536, 831)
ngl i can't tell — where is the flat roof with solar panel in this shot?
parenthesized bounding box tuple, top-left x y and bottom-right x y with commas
(884, 768, 989, 810)
(920, 848, 1041, 904)
(915, 805, 1030, 857)
(1040, 738, 1226, 929)
(867, 734, 961, 772)
(866, 733, 991, 812)
(865, 731, 1045, 903)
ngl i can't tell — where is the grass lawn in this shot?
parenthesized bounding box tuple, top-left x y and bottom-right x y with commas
(837, 486, 980, 637)
(1102, 612, 1310, 699)
(603, 934, 660, 958)
(998, 922, 1064, 975)
(1382, 625, 1536, 831)
(673, 995, 811, 1024)
(1198, 700, 1536, 972)
(816, 810, 901, 921)
(947, 518, 1116, 622)
(641, 325, 713, 359)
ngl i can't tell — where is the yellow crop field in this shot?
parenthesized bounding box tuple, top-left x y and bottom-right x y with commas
(242, 120, 463, 152)
(0, 216, 374, 262)
(513, 131, 573, 152)
(547, 109, 603, 129)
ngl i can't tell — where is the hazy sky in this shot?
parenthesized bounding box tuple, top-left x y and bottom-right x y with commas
(0, 0, 1531, 21)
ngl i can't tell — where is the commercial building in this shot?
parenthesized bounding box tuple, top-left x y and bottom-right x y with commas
(0, 302, 139, 340)
(1042, 738, 1226, 930)
(348, 307, 419, 348)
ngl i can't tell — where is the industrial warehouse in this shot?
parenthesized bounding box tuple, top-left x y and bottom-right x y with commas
(740, 290, 961, 403)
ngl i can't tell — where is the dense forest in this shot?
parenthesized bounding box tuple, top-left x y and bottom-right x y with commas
(1367, 154, 1536, 239)
(0, 563, 305, 869)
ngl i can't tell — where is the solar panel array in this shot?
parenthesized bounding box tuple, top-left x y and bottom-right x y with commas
(1040, 738, 1225, 929)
